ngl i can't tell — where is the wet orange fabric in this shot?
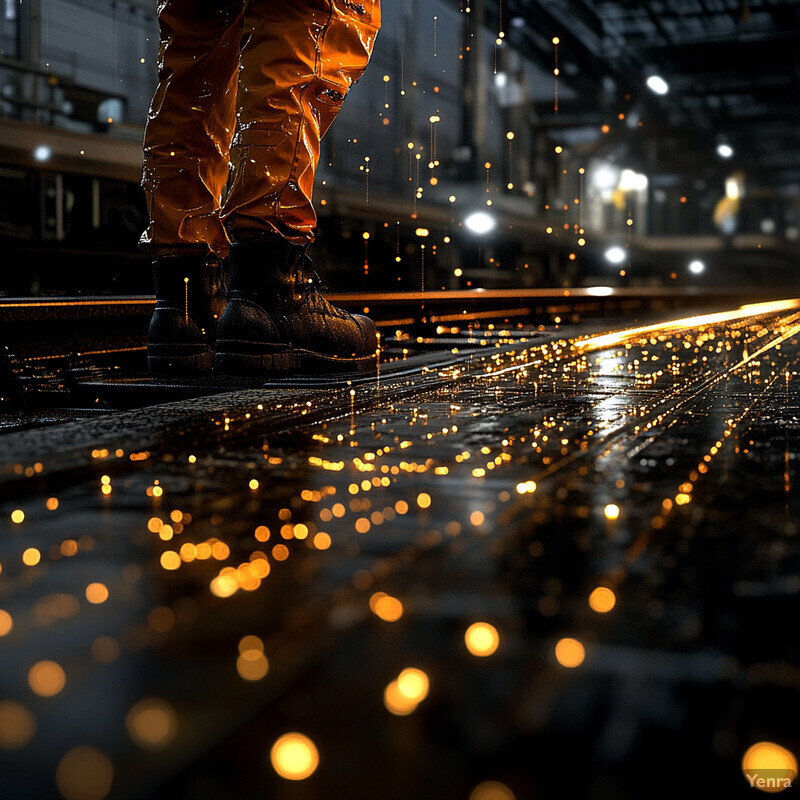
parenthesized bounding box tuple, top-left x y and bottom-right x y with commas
(140, 0, 381, 255)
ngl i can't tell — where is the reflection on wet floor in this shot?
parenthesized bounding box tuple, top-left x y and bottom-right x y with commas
(1, 300, 800, 799)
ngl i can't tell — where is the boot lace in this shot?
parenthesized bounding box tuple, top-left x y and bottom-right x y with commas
(300, 255, 348, 318)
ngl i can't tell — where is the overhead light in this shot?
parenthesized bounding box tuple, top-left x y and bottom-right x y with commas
(619, 169, 648, 192)
(646, 75, 669, 95)
(688, 260, 705, 274)
(464, 211, 496, 234)
(586, 286, 614, 296)
(33, 145, 52, 162)
(717, 143, 734, 158)
(494, 72, 507, 88)
(604, 246, 627, 265)
(592, 163, 620, 191)
(726, 175, 742, 200)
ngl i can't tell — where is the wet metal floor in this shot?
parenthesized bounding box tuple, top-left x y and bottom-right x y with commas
(1, 299, 799, 799)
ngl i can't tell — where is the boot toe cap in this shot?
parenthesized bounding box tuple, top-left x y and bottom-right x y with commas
(351, 313, 378, 355)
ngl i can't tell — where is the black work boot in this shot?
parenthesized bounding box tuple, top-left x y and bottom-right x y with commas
(214, 237, 377, 375)
(147, 253, 226, 374)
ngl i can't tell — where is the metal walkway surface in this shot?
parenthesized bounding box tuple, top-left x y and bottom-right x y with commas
(1, 298, 799, 799)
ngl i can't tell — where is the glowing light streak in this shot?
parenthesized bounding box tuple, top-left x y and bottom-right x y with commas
(577, 300, 800, 353)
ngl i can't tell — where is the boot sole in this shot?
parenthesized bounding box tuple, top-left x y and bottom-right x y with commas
(148, 343, 214, 375)
(215, 341, 377, 376)
(215, 340, 298, 375)
(293, 348, 377, 374)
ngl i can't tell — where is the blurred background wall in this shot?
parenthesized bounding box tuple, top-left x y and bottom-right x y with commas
(1, 0, 799, 295)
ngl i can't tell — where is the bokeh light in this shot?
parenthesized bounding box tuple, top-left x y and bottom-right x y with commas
(28, 660, 66, 696)
(588, 587, 617, 613)
(160, 551, 181, 570)
(469, 781, 516, 800)
(555, 638, 586, 668)
(0, 609, 13, 637)
(370, 592, 404, 621)
(741, 741, 798, 793)
(603, 503, 620, 520)
(55, 746, 114, 800)
(237, 649, 270, 681)
(125, 699, 178, 751)
(270, 733, 320, 781)
(0, 701, 36, 749)
(85, 583, 109, 604)
(238, 635, 264, 654)
(384, 680, 417, 716)
(396, 667, 430, 703)
(464, 622, 500, 657)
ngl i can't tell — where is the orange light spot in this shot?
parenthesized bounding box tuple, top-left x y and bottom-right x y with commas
(555, 637, 585, 668)
(56, 746, 113, 800)
(588, 587, 616, 613)
(85, 583, 109, 604)
(270, 733, 319, 781)
(254, 525, 270, 542)
(159, 551, 181, 571)
(0, 701, 36, 749)
(272, 544, 290, 561)
(370, 593, 404, 622)
(464, 622, 500, 656)
(126, 699, 178, 751)
(741, 741, 798, 793)
(28, 660, 66, 696)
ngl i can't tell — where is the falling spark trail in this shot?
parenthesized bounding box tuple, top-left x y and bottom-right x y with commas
(553, 37, 560, 113)
(420, 245, 425, 310)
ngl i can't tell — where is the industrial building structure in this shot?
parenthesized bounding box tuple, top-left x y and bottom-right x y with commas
(1, 0, 798, 295)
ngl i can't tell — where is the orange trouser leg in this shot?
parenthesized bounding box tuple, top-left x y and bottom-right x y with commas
(139, 0, 243, 256)
(221, 0, 381, 245)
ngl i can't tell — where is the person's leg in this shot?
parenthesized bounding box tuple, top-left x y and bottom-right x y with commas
(221, 0, 381, 243)
(140, 0, 243, 373)
(141, 0, 243, 255)
(215, 0, 382, 375)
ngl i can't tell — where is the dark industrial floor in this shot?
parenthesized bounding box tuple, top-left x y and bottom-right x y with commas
(1, 298, 799, 800)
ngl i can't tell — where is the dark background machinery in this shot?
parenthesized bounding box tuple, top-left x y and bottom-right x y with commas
(0, 0, 798, 295)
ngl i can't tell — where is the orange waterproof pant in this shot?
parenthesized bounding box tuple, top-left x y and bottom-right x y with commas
(140, 0, 381, 255)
